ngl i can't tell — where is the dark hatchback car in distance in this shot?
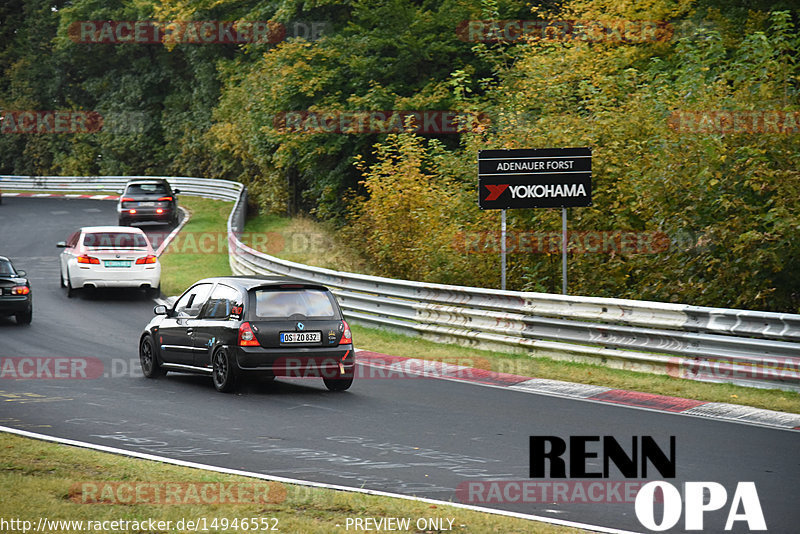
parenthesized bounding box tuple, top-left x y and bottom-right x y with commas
(0, 256, 32, 325)
(139, 276, 355, 392)
(118, 179, 180, 226)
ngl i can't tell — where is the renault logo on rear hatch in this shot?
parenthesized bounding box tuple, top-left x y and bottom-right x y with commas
(297, 322, 304, 331)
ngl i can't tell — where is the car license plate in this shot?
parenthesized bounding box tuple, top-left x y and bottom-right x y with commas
(139, 202, 155, 206)
(280, 331, 321, 344)
(104, 260, 131, 268)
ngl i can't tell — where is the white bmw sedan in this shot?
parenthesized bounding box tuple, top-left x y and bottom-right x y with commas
(57, 226, 161, 298)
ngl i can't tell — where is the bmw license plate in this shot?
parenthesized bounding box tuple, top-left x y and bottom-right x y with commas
(280, 331, 321, 344)
(104, 260, 131, 268)
(139, 202, 155, 206)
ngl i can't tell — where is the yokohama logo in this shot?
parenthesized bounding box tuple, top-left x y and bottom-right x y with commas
(484, 183, 587, 200)
(484, 184, 508, 201)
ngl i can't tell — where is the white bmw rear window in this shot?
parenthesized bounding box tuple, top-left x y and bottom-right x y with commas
(83, 232, 148, 248)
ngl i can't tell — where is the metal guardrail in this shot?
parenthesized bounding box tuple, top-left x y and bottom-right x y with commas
(5, 175, 800, 391)
(0, 175, 242, 202)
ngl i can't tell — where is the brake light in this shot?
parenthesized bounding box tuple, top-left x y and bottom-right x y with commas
(238, 322, 260, 346)
(11, 286, 30, 295)
(157, 196, 173, 201)
(121, 197, 134, 202)
(339, 320, 352, 345)
(77, 255, 100, 265)
(156, 208, 164, 214)
(135, 255, 157, 264)
(129, 209, 137, 214)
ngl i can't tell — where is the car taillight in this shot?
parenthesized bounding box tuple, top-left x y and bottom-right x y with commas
(11, 286, 30, 295)
(340, 320, 352, 345)
(157, 196, 173, 201)
(129, 209, 137, 214)
(121, 197, 134, 202)
(77, 254, 100, 265)
(156, 208, 164, 214)
(238, 322, 260, 347)
(135, 255, 157, 264)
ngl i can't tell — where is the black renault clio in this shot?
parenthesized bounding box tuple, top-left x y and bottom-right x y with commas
(139, 276, 355, 392)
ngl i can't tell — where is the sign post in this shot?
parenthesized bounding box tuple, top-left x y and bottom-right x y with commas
(478, 147, 592, 294)
(562, 206, 567, 294)
(501, 209, 507, 290)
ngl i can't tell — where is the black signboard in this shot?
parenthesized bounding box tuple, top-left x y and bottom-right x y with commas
(478, 147, 592, 209)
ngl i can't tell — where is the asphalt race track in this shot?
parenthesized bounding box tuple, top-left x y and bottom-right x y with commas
(1, 197, 798, 533)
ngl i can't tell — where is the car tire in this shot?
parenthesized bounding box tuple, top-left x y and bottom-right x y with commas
(147, 285, 161, 299)
(139, 334, 165, 378)
(60, 271, 66, 288)
(16, 309, 32, 325)
(118, 218, 128, 226)
(212, 347, 238, 393)
(323, 374, 354, 392)
(66, 276, 76, 298)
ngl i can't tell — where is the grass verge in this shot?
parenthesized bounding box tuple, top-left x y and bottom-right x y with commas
(243, 212, 372, 273)
(158, 197, 234, 296)
(0, 432, 586, 534)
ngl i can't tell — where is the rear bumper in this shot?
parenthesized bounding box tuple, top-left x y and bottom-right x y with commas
(0, 295, 31, 314)
(118, 206, 176, 223)
(70, 265, 161, 289)
(235, 344, 355, 375)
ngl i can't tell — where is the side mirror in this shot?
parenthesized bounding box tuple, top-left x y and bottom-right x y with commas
(153, 304, 168, 315)
(56, 241, 67, 248)
(117, 189, 124, 195)
(16, 270, 26, 277)
(173, 188, 180, 195)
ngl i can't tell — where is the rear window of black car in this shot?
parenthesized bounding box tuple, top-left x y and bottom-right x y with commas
(253, 288, 336, 319)
(125, 183, 168, 195)
(0, 260, 15, 276)
(83, 232, 148, 248)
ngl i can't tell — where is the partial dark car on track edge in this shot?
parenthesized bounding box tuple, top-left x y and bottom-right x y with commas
(139, 276, 355, 392)
(0, 256, 32, 325)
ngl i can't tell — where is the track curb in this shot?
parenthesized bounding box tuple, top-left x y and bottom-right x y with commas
(355, 350, 800, 432)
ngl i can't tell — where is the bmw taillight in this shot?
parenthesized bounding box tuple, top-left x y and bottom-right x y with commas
(77, 255, 100, 265)
(135, 255, 158, 264)
(157, 196, 173, 201)
(238, 322, 260, 347)
(11, 286, 30, 295)
(339, 320, 352, 345)
(121, 197, 134, 202)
